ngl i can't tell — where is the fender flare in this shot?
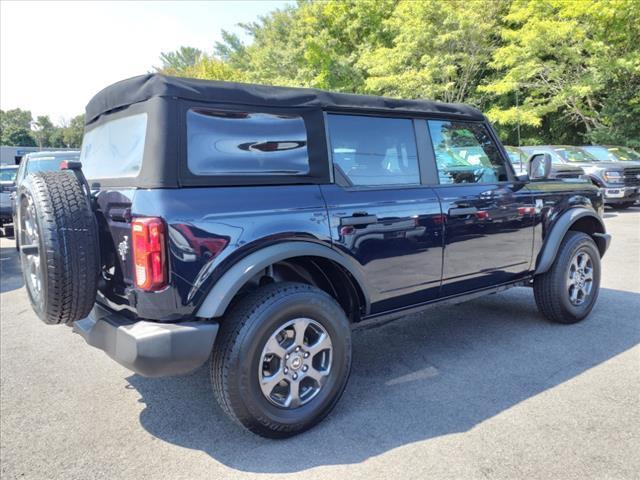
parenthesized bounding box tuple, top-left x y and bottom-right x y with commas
(535, 208, 609, 274)
(195, 241, 371, 319)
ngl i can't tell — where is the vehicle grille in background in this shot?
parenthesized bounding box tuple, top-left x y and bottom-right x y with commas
(623, 168, 640, 186)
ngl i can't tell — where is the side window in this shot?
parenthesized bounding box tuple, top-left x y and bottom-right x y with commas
(187, 108, 309, 175)
(427, 120, 509, 184)
(327, 114, 419, 187)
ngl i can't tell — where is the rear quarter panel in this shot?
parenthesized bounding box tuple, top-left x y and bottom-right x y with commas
(131, 185, 332, 315)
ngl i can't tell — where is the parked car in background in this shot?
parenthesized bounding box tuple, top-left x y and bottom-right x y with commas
(505, 146, 585, 179)
(520, 145, 640, 209)
(15, 74, 611, 438)
(580, 145, 640, 164)
(12, 151, 80, 245)
(0, 165, 19, 236)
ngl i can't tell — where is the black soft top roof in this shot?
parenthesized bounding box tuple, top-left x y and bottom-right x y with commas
(85, 74, 484, 124)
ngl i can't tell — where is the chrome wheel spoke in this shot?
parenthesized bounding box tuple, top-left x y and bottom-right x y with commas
(306, 366, 329, 387)
(263, 335, 286, 359)
(260, 369, 286, 398)
(292, 318, 310, 346)
(285, 380, 301, 408)
(307, 333, 331, 357)
(569, 286, 579, 303)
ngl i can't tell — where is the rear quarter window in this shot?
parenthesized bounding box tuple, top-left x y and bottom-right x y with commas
(186, 108, 309, 175)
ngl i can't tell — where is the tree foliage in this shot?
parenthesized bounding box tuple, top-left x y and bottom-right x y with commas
(159, 0, 638, 146)
(156, 46, 203, 74)
(0, 109, 37, 147)
(0, 109, 84, 148)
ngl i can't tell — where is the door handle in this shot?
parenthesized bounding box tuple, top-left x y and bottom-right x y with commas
(340, 214, 378, 226)
(449, 207, 478, 216)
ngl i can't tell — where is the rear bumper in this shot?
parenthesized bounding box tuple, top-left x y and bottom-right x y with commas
(73, 303, 218, 377)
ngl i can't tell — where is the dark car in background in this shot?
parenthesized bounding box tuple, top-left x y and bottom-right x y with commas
(506, 146, 585, 179)
(0, 165, 19, 235)
(11, 151, 80, 245)
(520, 145, 640, 209)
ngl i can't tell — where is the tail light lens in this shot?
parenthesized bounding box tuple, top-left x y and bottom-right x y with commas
(131, 217, 167, 291)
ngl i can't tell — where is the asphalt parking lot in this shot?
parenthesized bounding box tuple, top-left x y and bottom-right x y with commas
(1, 209, 639, 480)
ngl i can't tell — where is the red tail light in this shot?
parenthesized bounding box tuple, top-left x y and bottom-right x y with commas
(132, 217, 167, 291)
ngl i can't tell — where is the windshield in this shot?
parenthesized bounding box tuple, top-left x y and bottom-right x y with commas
(80, 113, 147, 179)
(26, 153, 80, 174)
(607, 146, 640, 161)
(582, 146, 617, 161)
(0, 168, 18, 182)
(553, 147, 598, 163)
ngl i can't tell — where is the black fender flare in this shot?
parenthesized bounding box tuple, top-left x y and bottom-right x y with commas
(195, 241, 371, 318)
(535, 208, 610, 274)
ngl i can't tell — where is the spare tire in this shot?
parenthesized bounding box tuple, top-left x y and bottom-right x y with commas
(18, 170, 99, 325)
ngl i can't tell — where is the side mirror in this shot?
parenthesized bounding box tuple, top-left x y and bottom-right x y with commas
(528, 153, 552, 180)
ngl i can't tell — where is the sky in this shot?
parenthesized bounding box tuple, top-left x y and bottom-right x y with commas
(0, 1, 291, 123)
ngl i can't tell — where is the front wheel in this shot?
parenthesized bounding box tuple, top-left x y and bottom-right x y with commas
(210, 282, 352, 438)
(534, 231, 601, 324)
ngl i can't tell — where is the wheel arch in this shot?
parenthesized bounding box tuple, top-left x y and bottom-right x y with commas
(195, 241, 370, 320)
(535, 208, 610, 275)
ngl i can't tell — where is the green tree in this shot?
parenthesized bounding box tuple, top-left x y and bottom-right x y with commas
(156, 46, 203, 74)
(360, 0, 506, 105)
(156, 0, 640, 146)
(0, 108, 36, 146)
(31, 115, 57, 148)
(214, 0, 395, 91)
(481, 0, 639, 144)
(62, 115, 85, 148)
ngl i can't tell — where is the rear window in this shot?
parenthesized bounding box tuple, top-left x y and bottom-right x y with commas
(80, 113, 147, 179)
(26, 153, 80, 175)
(186, 108, 309, 175)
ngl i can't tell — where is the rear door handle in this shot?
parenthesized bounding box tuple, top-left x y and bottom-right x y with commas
(340, 214, 378, 226)
(449, 207, 478, 216)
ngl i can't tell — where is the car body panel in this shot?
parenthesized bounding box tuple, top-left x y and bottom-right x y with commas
(320, 184, 443, 314)
(433, 182, 535, 297)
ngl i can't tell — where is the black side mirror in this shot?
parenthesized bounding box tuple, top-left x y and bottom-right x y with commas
(528, 153, 552, 180)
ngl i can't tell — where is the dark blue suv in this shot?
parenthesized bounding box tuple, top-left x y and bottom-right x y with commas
(16, 74, 610, 437)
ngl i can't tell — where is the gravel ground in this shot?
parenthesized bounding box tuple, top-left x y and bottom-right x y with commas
(1, 208, 639, 480)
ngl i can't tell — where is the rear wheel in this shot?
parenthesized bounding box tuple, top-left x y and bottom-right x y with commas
(211, 282, 351, 438)
(534, 231, 601, 324)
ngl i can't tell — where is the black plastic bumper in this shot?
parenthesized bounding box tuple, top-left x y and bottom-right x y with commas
(73, 303, 218, 377)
